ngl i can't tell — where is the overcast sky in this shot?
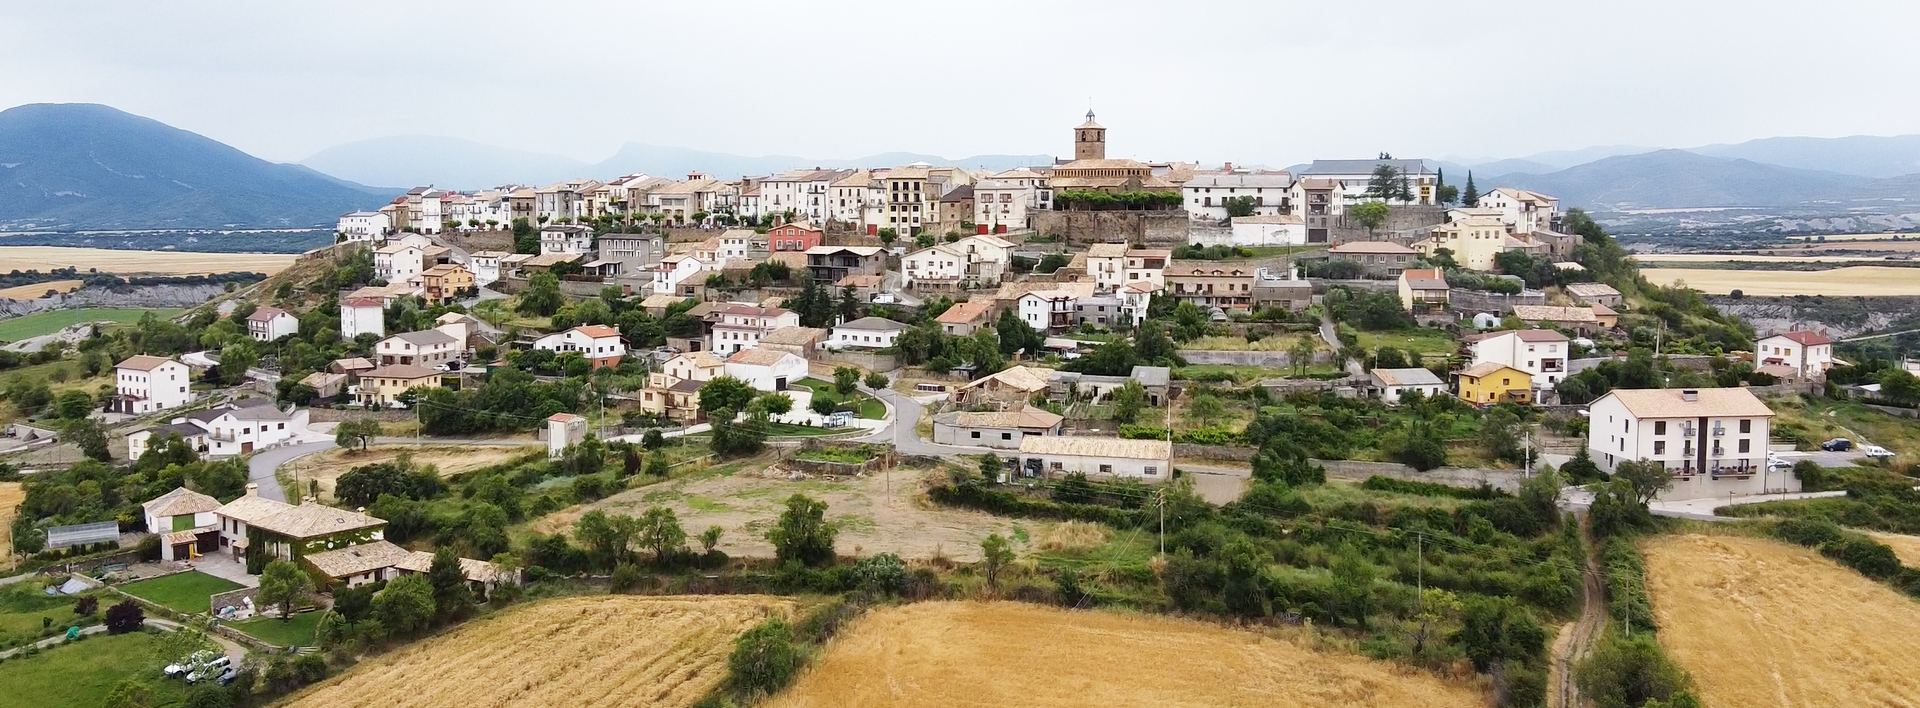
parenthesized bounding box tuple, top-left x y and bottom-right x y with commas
(4, 1, 1919, 167)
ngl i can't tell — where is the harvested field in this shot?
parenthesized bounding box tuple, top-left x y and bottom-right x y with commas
(288, 444, 537, 502)
(1643, 533, 1920, 708)
(1643, 267, 1920, 296)
(0, 482, 21, 568)
(0, 279, 83, 300)
(1633, 253, 1892, 263)
(284, 595, 791, 708)
(0, 246, 296, 275)
(1867, 531, 1920, 568)
(533, 465, 1027, 562)
(769, 602, 1485, 708)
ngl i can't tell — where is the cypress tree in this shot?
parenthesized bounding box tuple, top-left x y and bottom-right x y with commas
(1463, 171, 1480, 207)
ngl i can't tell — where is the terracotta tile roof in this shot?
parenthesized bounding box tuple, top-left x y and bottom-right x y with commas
(760, 327, 827, 346)
(117, 354, 178, 371)
(215, 495, 292, 526)
(246, 306, 290, 322)
(1563, 283, 1621, 298)
(1512, 306, 1599, 323)
(726, 348, 799, 367)
(1600, 388, 1774, 419)
(1461, 361, 1529, 379)
(249, 503, 385, 539)
(393, 551, 500, 583)
(547, 413, 583, 423)
(1018, 435, 1170, 460)
(143, 487, 222, 517)
(1086, 243, 1128, 258)
(305, 540, 413, 579)
(936, 300, 993, 324)
(1764, 330, 1832, 347)
(341, 298, 385, 308)
(952, 408, 1064, 429)
(957, 365, 1053, 393)
(572, 325, 621, 339)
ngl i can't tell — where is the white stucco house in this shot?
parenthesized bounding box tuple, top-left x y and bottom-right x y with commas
(375, 243, 425, 284)
(1183, 173, 1293, 221)
(143, 487, 221, 535)
(723, 348, 810, 392)
(1586, 387, 1787, 500)
(1017, 290, 1077, 334)
(539, 225, 594, 256)
(932, 408, 1065, 449)
(467, 250, 509, 286)
(114, 355, 193, 414)
(1468, 329, 1569, 392)
(1206, 214, 1307, 247)
(828, 317, 909, 350)
(1756, 330, 1834, 380)
(1370, 367, 1446, 404)
(247, 306, 299, 342)
(533, 325, 628, 368)
(651, 254, 708, 296)
(336, 211, 392, 242)
(340, 298, 385, 341)
(1016, 436, 1173, 482)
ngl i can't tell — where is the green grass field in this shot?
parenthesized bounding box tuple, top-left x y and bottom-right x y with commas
(0, 631, 187, 708)
(232, 610, 323, 647)
(118, 572, 242, 615)
(0, 581, 104, 648)
(0, 308, 182, 342)
(1353, 328, 1460, 357)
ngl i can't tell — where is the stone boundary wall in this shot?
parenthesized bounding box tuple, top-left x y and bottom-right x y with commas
(210, 586, 260, 615)
(1449, 288, 1548, 315)
(306, 409, 414, 424)
(819, 349, 900, 372)
(1034, 211, 1190, 247)
(1177, 349, 1335, 367)
(1314, 459, 1523, 492)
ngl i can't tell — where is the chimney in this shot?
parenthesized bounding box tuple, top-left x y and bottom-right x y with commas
(1223, 162, 1233, 172)
(245, 483, 258, 497)
(1681, 389, 1699, 402)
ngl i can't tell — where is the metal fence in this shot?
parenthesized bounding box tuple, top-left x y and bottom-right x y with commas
(45, 521, 121, 549)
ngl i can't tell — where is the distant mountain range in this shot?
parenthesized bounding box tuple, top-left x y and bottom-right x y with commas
(302, 137, 1053, 190)
(1485, 150, 1875, 210)
(0, 103, 385, 230)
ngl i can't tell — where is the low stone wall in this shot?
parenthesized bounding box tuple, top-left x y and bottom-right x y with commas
(1448, 288, 1548, 315)
(1175, 443, 1257, 461)
(210, 586, 259, 615)
(306, 408, 414, 423)
(820, 349, 899, 372)
(1178, 349, 1333, 368)
(1034, 211, 1190, 247)
(1314, 459, 1523, 492)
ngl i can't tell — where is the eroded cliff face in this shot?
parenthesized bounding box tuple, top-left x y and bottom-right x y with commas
(1710, 294, 1920, 339)
(0, 283, 228, 318)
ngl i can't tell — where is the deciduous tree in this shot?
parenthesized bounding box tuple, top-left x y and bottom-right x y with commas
(258, 560, 313, 622)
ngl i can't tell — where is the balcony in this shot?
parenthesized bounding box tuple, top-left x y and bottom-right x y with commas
(1711, 426, 1726, 437)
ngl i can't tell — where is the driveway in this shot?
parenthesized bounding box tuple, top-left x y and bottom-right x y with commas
(1559, 486, 1848, 522)
(857, 385, 1005, 459)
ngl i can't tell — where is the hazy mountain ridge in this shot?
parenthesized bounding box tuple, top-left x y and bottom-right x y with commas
(1486, 150, 1875, 210)
(0, 103, 382, 229)
(302, 136, 1054, 189)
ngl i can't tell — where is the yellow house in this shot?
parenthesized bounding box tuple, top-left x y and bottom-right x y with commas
(421, 264, 475, 304)
(640, 352, 725, 422)
(1456, 362, 1533, 405)
(1420, 212, 1545, 271)
(357, 364, 443, 406)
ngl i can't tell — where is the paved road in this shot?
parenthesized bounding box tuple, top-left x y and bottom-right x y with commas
(857, 384, 1005, 459)
(1318, 312, 1365, 378)
(1559, 486, 1848, 522)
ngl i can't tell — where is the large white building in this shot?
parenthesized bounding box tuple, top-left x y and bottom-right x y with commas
(708, 304, 801, 355)
(1476, 188, 1560, 235)
(466, 250, 508, 287)
(828, 317, 909, 350)
(533, 325, 628, 368)
(972, 167, 1050, 231)
(1756, 330, 1835, 380)
(722, 348, 810, 392)
(375, 243, 425, 284)
(651, 254, 709, 296)
(1183, 173, 1293, 221)
(247, 306, 300, 342)
(340, 298, 385, 341)
(113, 355, 192, 414)
(1468, 329, 1569, 393)
(1016, 436, 1173, 482)
(540, 225, 594, 256)
(1586, 387, 1787, 499)
(336, 211, 392, 242)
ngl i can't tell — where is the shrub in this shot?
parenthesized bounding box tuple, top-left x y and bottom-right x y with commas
(851, 553, 908, 595)
(728, 618, 802, 697)
(104, 600, 144, 634)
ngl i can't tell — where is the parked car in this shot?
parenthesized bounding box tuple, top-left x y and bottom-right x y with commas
(1862, 445, 1896, 459)
(164, 650, 220, 679)
(185, 656, 233, 684)
(1766, 452, 1792, 470)
(1821, 438, 1853, 452)
(215, 667, 241, 686)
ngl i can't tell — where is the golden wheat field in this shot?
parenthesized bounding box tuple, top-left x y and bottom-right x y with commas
(1867, 532, 1920, 568)
(1644, 266, 1920, 296)
(0, 279, 84, 300)
(1643, 534, 1920, 708)
(0, 482, 22, 568)
(283, 595, 792, 708)
(0, 246, 297, 275)
(767, 602, 1485, 708)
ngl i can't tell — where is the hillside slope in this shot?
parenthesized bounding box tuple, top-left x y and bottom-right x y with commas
(0, 103, 383, 230)
(1489, 149, 1872, 209)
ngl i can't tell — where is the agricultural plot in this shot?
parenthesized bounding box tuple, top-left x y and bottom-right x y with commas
(289, 444, 538, 503)
(769, 602, 1486, 708)
(0, 308, 182, 342)
(118, 571, 243, 615)
(1642, 266, 1920, 296)
(0, 632, 185, 708)
(283, 595, 792, 708)
(1643, 534, 1920, 708)
(0, 246, 297, 275)
(0, 279, 84, 300)
(1, 481, 21, 568)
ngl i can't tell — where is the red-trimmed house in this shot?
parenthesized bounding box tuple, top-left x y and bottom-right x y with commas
(767, 222, 824, 253)
(533, 325, 628, 368)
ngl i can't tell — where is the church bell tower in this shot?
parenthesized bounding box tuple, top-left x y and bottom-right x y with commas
(1074, 110, 1106, 161)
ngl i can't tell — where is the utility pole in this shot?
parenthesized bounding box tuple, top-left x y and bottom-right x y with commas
(1157, 489, 1166, 557)
(1416, 531, 1424, 611)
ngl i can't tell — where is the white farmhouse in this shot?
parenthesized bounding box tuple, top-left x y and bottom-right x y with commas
(723, 348, 810, 392)
(340, 298, 385, 341)
(1586, 388, 1786, 499)
(114, 355, 192, 414)
(247, 306, 299, 342)
(189, 399, 310, 457)
(1183, 173, 1292, 221)
(651, 254, 708, 296)
(540, 225, 594, 256)
(1370, 368, 1446, 405)
(1016, 436, 1173, 482)
(828, 317, 909, 350)
(1018, 290, 1077, 334)
(375, 243, 425, 284)
(931, 408, 1065, 449)
(533, 325, 627, 368)
(1468, 329, 1569, 392)
(467, 250, 509, 287)
(336, 211, 392, 242)
(141, 487, 222, 561)
(1756, 330, 1834, 380)
(376, 329, 462, 368)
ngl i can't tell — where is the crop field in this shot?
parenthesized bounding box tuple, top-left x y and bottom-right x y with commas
(1632, 253, 1892, 263)
(290, 444, 538, 502)
(1643, 533, 1920, 708)
(283, 595, 792, 708)
(0, 279, 84, 300)
(1642, 266, 1920, 296)
(0, 308, 182, 342)
(767, 602, 1486, 708)
(0, 482, 21, 568)
(1867, 532, 1920, 567)
(0, 246, 297, 275)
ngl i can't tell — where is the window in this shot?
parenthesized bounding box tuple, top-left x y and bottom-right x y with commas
(970, 431, 980, 439)
(1655, 421, 1667, 435)
(1098, 464, 1113, 475)
(1001, 432, 1012, 440)
(1144, 466, 1158, 476)
(1739, 439, 1751, 453)
(1050, 461, 1063, 471)
(1739, 419, 1752, 434)
(1654, 441, 1666, 454)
